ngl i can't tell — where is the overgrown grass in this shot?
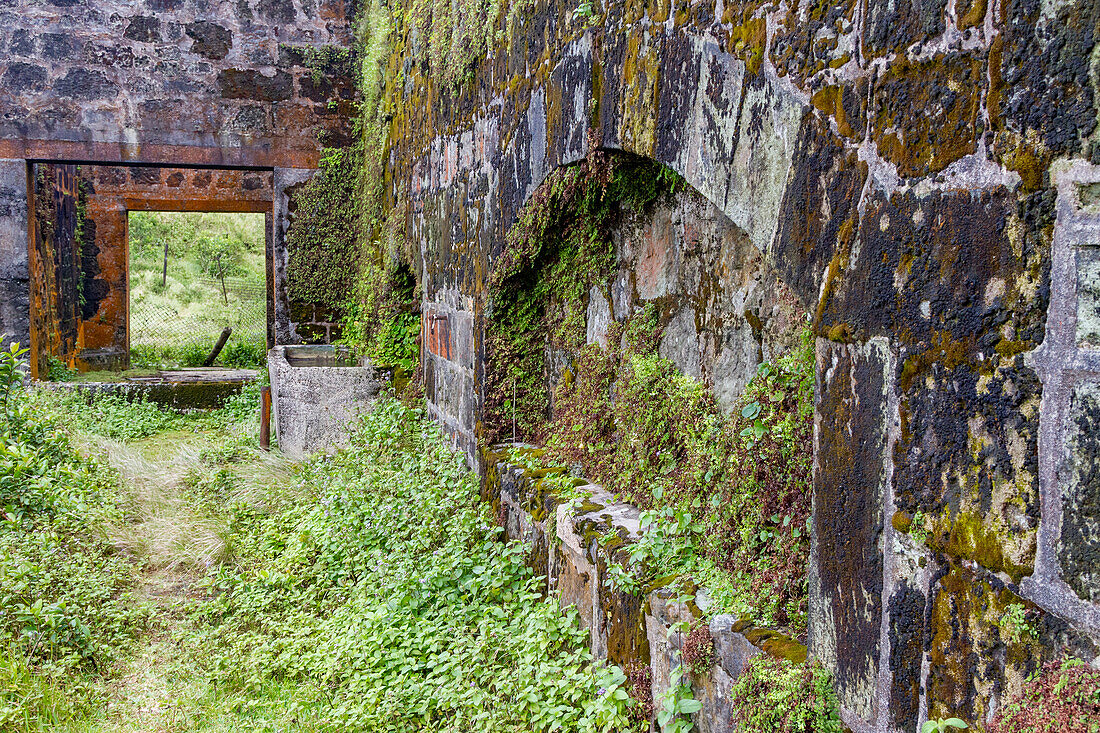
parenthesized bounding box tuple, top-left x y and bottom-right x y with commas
(128, 211, 267, 369)
(0, 349, 148, 730)
(6, 369, 645, 731)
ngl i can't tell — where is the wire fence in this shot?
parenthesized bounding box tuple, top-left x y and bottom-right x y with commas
(129, 276, 267, 368)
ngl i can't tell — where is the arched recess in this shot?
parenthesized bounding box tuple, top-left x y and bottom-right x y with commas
(480, 147, 819, 637)
(481, 150, 809, 445)
(408, 27, 885, 729)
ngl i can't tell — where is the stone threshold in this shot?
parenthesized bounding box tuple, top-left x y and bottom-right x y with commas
(483, 443, 809, 733)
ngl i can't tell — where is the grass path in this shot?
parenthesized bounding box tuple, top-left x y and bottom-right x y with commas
(77, 427, 327, 733)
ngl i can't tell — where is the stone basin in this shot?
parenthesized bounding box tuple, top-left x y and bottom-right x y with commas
(268, 345, 382, 459)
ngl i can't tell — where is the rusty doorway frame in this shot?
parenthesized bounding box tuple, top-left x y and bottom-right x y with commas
(25, 159, 277, 379)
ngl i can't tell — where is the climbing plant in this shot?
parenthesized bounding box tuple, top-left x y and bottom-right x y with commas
(285, 141, 365, 312)
(484, 150, 684, 443)
(487, 148, 813, 630)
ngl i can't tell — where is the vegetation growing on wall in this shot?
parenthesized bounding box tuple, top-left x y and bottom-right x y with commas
(285, 142, 365, 312)
(987, 658, 1100, 732)
(289, 2, 422, 373)
(729, 656, 844, 733)
(487, 154, 813, 632)
(485, 150, 684, 442)
(564, 334, 814, 630)
(339, 263, 421, 372)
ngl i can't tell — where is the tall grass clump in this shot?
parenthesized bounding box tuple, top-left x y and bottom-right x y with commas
(191, 398, 637, 732)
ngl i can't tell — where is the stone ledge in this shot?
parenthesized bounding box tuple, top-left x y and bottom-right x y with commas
(43, 368, 257, 409)
(484, 444, 809, 733)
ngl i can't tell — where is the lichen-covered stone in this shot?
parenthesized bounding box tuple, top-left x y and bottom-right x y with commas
(810, 339, 887, 722)
(1060, 383, 1100, 603)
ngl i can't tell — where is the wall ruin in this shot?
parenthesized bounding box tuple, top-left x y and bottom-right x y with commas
(381, 0, 1100, 727)
(0, 0, 357, 366)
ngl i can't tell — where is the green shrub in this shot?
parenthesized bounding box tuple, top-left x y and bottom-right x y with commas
(44, 357, 77, 382)
(36, 392, 179, 442)
(191, 398, 636, 732)
(545, 329, 815, 630)
(180, 342, 211, 368)
(0, 347, 144, 694)
(219, 340, 267, 369)
(730, 656, 844, 733)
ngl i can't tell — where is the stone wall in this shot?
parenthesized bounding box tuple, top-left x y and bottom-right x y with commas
(486, 448, 800, 733)
(602, 186, 804, 414)
(0, 0, 355, 168)
(381, 0, 1100, 727)
(0, 0, 356, 362)
(27, 163, 82, 377)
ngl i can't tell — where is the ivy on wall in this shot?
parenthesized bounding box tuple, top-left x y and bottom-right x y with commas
(285, 142, 365, 312)
(487, 153, 814, 632)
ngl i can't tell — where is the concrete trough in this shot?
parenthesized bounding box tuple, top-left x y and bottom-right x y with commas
(268, 345, 382, 459)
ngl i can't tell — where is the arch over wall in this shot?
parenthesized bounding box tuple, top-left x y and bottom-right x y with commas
(386, 0, 1100, 728)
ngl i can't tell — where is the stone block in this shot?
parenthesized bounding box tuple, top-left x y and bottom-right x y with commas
(809, 339, 887, 723)
(185, 21, 232, 60)
(268, 345, 382, 459)
(52, 68, 118, 100)
(124, 16, 162, 43)
(1060, 382, 1100, 603)
(1076, 247, 1100, 349)
(217, 69, 293, 102)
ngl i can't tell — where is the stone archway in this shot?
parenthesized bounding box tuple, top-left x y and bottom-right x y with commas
(394, 2, 1095, 726)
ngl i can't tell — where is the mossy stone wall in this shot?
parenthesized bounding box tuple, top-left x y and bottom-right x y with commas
(380, 0, 1100, 727)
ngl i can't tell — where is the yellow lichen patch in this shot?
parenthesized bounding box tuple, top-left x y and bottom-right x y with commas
(957, 0, 987, 30)
(932, 509, 1033, 582)
(618, 29, 661, 157)
(814, 245, 851, 334)
(871, 53, 983, 178)
(623, 0, 648, 26)
(994, 129, 1050, 193)
(899, 330, 974, 390)
(927, 563, 1043, 722)
(727, 15, 767, 76)
(648, 0, 671, 24)
(810, 85, 858, 139)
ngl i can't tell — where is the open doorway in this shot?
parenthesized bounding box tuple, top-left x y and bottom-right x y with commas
(128, 211, 268, 369)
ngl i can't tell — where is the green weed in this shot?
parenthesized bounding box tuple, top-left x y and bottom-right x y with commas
(189, 398, 639, 731)
(729, 655, 844, 733)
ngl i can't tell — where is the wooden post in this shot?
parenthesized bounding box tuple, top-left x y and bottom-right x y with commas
(216, 256, 228, 305)
(202, 327, 232, 367)
(259, 385, 271, 451)
(161, 240, 169, 287)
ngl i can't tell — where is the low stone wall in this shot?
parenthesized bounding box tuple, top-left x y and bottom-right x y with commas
(268, 345, 382, 459)
(484, 446, 809, 733)
(46, 369, 257, 409)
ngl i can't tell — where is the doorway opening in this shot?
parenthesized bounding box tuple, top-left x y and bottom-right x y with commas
(128, 211, 268, 370)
